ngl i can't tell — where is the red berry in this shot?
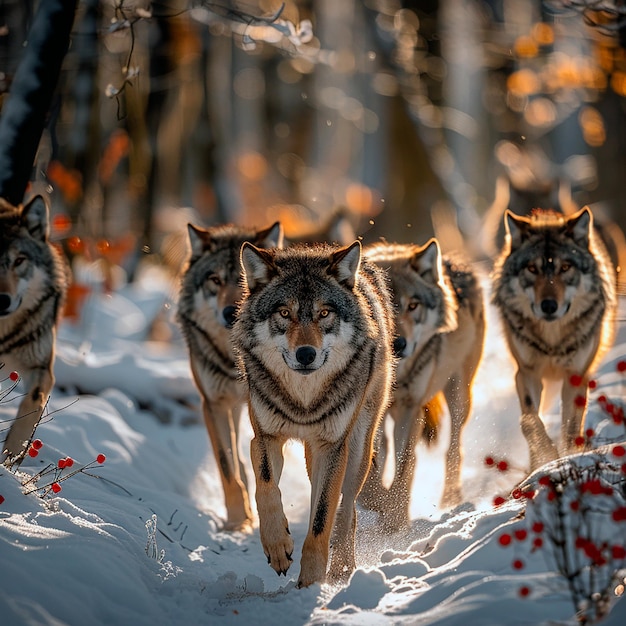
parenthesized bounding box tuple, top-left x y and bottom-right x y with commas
(96, 454, 106, 464)
(9, 371, 19, 382)
(612, 545, 626, 559)
(51, 483, 62, 494)
(569, 374, 583, 387)
(31, 439, 43, 450)
(493, 496, 506, 507)
(574, 395, 587, 408)
(512, 559, 524, 570)
(532, 522, 544, 533)
(597, 394, 607, 404)
(497, 460, 509, 472)
(512, 488, 522, 499)
(575, 536, 588, 549)
(621, 463, 626, 475)
(28, 447, 38, 458)
(484, 456, 495, 466)
(585, 428, 594, 438)
(538, 476, 551, 486)
(498, 533, 512, 547)
(617, 360, 626, 373)
(0, 495, 4, 505)
(514, 529, 528, 541)
(612, 507, 626, 522)
(570, 500, 580, 512)
(612, 445, 626, 458)
(574, 436, 585, 447)
(533, 537, 543, 549)
(519, 586, 531, 598)
(64, 457, 74, 468)
(588, 379, 597, 390)
(58, 459, 66, 469)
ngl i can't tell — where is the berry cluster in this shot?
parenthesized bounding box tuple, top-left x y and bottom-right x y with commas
(0, 438, 108, 501)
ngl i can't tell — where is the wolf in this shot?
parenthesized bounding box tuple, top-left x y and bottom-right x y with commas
(492, 207, 617, 471)
(177, 221, 283, 531)
(0, 194, 68, 466)
(233, 241, 394, 587)
(360, 239, 485, 530)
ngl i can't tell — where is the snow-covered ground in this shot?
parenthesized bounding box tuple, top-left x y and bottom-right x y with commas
(0, 262, 624, 625)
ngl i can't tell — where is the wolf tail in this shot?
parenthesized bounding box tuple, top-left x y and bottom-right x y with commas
(422, 392, 444, 446)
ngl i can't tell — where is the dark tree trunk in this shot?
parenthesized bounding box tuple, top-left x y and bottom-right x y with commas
(0, 0, 78, 205)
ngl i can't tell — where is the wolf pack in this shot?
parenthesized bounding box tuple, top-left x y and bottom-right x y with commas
(0, 186, 622, 589)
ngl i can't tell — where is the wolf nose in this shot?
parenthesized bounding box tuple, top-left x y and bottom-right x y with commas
(393, 336, 407, 357)
(540, 299, 558, 316)
(0, 293, 11, 312)
(223, 305, 237, 328)
(296, 346, 317, 366)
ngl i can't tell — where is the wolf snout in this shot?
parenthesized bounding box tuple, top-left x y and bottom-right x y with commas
(296, 346, 317, 366)
(222, 305, 237, 328)
(393, 336, 407, 358)
(0, 293, 13, 315)
(540, 299, 558, 316)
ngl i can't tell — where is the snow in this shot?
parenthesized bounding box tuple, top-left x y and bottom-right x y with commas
(0, 264, 625, 625)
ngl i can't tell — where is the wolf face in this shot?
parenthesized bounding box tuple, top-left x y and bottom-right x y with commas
(181, 222, 283, 332)
(0, 195, 68, 466)
(234, 241, 394, 587)
(366, 239, 457, 363)
(0, 196, 55, 318)
(500, 209, 599, 323)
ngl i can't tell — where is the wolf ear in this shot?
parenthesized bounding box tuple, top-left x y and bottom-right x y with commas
(565, 207, 592, 247)
(328, 240, 361, 288)
(504, 210, 529, 248)
(21, 195, 50, 241)
(410, 238, 442, 284)
(240, 242, 277, 290)
(187, 223, 214, 258)
(254, 221, 284, 249)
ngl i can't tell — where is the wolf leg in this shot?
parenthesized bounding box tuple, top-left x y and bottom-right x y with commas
(515, 369, 558, 470)
(383, 402, 423, 531)
(201, 396, 252, 531)
(250, 431, 293, 577)
(358, 415, 388, 511)
(328, 414, 379, 584)
(298, 439, 348, 588)
(2, 365, 52, 466)
(560, 374, 588, 454)
(441, 375, 472, 509)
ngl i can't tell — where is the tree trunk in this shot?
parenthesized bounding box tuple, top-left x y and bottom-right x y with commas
(0, 0, 78, 205)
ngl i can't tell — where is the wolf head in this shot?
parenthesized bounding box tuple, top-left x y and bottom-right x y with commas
(497, 207, 607, 322)
(238, 241, 365, 376)
(366, 239, 457, 359)
(180, 222, 283, 330)
(0, 195, 53, 317)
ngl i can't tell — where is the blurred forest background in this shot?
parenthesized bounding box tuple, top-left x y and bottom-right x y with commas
(1, 0, 626, 290)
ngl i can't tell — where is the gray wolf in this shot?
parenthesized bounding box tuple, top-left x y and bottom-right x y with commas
(492, 207, 617, 470)
(0, 194, 68, 466)
(177, 221, 283, 531)
(360, 239, 485, 530)
(233, 241, 394, 587)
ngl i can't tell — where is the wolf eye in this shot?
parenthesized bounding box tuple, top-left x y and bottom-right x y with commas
(13, 256, 26, 268)
(278, 308, 290, 318)
(526, 263, 538, 274)
(560, 262, 571, 273)
(408, 301, 420, 312)
(319, 309, 329, 318)
(208, 274, 221, 286)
